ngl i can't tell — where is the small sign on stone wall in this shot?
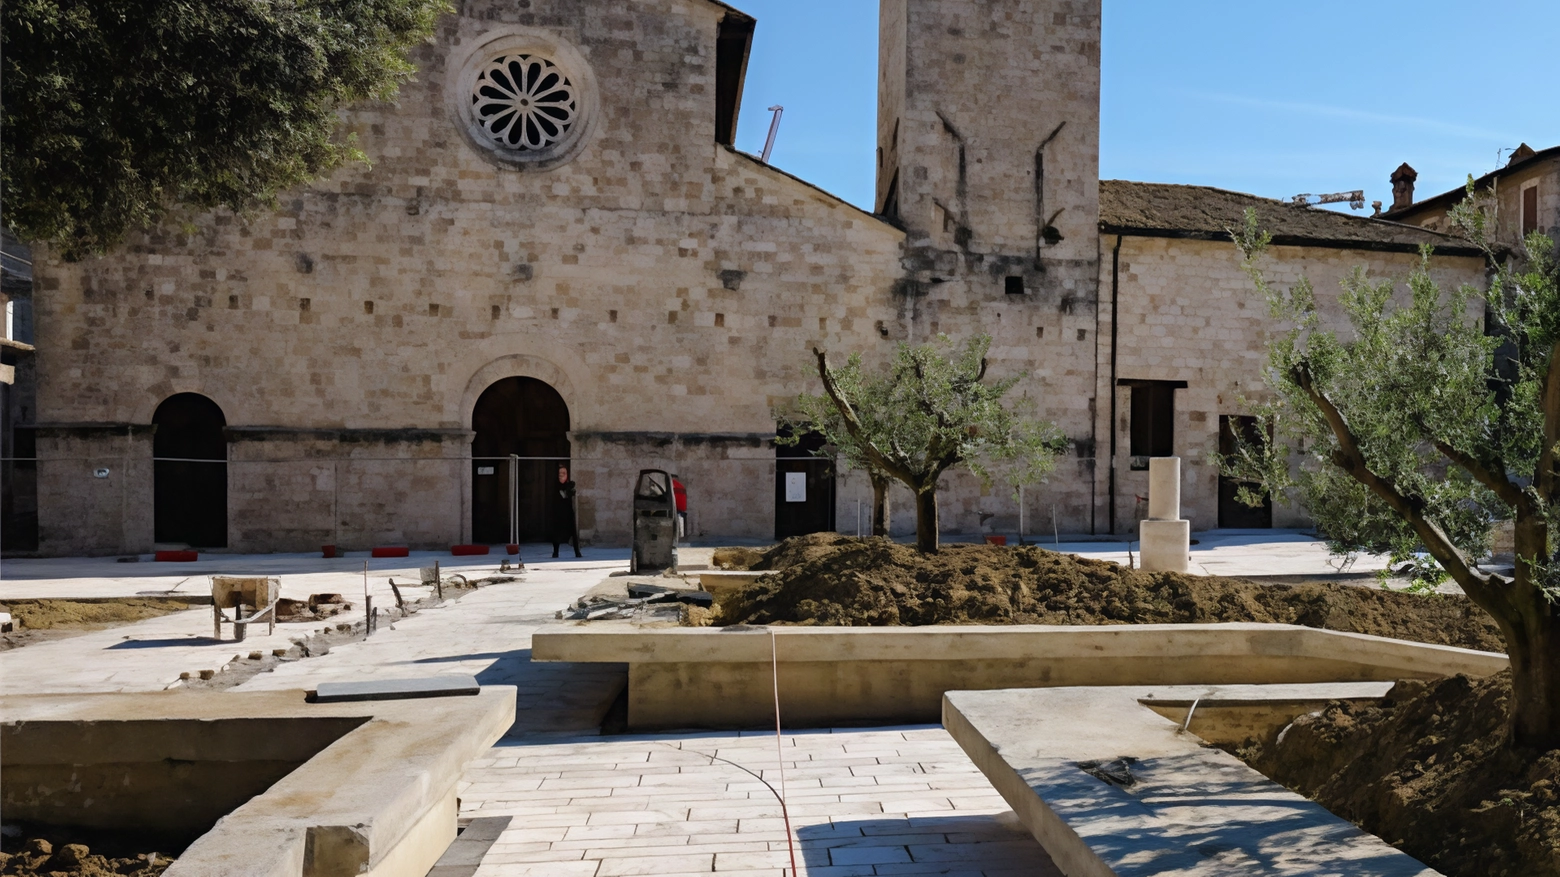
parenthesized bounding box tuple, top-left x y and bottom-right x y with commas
(477, 466, 495, 475)
(785, 472, 807, 503)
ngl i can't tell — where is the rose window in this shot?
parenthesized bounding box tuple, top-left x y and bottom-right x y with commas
(471, 55, 578, 152)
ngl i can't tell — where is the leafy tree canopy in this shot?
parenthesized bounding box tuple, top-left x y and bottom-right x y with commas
(795, 335, 1068, 552)
(1221, 190, 1559, 747)
(2, 0, 448, 259)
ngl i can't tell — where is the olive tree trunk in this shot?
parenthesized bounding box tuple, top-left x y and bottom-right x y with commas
(914, 489, 939, 554)
(1506, 613, 1560, 750)
(870, 472, 891, 537)
(1503, 522, 1560, 750)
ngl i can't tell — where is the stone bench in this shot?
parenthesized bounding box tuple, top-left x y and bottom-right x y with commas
(943, 685, 1441, 876)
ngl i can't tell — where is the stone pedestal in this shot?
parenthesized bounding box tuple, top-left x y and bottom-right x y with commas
(1140, 519, 1191, 573)
(1139, 457, 1190, 573)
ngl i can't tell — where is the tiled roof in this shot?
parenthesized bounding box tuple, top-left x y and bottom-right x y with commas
(1100, 180, 1482, 256)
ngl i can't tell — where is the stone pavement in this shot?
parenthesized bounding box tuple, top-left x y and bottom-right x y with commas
(0, 547, 538, 601)
(235, 553, 630, 734)
(459, 727, 1057, 876)
(0, 549, 624, 705)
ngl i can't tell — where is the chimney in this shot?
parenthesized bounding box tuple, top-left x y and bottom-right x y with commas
(1390, 163, 1418, 212)
(1508, 143, 1536, 166)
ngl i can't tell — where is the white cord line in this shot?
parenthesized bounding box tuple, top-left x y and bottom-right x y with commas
(772, 628, 800, 876)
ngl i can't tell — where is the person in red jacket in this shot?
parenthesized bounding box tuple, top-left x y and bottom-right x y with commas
(671, 475, 688, 543)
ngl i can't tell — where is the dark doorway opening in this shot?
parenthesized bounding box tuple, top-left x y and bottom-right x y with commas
(1218, 415, 1273, 529)
(1128, 383, 1176, 469)
(471, 377, 570, 544)
(153, 393, 228, 547)
(775, 426, 835, 541)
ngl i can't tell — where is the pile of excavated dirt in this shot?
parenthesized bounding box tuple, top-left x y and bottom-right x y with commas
(709, 534, 1503, 650)
(0, 836, 172, 877)
(1232, 672, 1560, 877)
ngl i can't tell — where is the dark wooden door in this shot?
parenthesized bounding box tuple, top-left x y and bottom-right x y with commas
(775, 428, 835, 540)
(1218, 415, 1272, 529)
(471, 378, 570, 543)
(153, 393, 228, 547)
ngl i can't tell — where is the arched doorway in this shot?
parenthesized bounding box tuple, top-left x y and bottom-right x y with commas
(152, 393, 228, 547)
(471, 377, 570, 544)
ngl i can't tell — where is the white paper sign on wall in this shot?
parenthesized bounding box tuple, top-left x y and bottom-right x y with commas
(477, 466, 495, 475)
(784, 472, 807, 503)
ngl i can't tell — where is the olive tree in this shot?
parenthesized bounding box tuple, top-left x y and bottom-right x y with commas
(1221, 195, 1559, 748)
(781, 349, 900, 536)
(798, 335, 1067, 553)
(1, 0, 447, 259)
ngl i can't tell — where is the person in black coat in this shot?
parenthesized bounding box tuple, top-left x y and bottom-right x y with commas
(551, 464, 582, 558)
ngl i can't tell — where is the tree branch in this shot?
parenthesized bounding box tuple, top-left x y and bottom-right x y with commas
(1292, 363, 1501, 599)
(1430, 436, 1530, 515)
(813, 348, 919, 486)
(910, 356, 953, 432)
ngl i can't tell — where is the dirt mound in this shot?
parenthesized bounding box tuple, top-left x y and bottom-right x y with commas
(709, 534, 1503, 650)
(1233, 672, 1560, 877)
(0, 836, 172, 876)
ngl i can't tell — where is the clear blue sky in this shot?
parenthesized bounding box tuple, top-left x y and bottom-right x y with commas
(729, 1, 1560, 214)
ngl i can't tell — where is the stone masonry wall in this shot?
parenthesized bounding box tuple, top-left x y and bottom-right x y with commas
(33, 0, 1079, 552)
(33, 427, 153, 556)
(1092, 235, 1488, 534)
(225, 430, 471, 553)
(879, 0, 1105, 535)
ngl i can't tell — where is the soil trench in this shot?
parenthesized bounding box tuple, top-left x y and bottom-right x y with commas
(0, 832, 172, 877)
(0, 600, 192, 651)
(1230, 672, 1560, 877)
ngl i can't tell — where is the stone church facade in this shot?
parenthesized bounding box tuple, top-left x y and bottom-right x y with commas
(22, 0, 1495, 555)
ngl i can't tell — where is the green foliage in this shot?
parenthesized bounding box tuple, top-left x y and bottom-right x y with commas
(2, 0, 448, 259)
(790, 335, 1068, 549)
(1220, 196, 1559, 596)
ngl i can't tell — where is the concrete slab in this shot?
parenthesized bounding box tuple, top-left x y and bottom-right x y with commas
(312, 675, 481, 703)
(943, 686, 1439, 877)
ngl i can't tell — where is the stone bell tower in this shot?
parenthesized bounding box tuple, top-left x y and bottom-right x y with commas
(876, 0, 1101, 310)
